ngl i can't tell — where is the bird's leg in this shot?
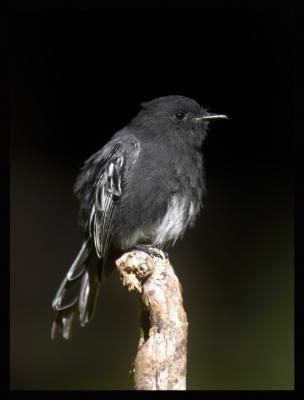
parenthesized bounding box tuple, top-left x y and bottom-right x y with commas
(134, 244, 168, 260)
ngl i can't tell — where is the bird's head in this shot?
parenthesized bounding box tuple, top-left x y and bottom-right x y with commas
(131, 95, 227, 147)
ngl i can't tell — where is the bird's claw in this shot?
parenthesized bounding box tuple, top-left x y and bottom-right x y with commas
(134, 245, 168, 260)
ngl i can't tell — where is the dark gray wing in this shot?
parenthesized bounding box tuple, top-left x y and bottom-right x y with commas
(74, 132, 140, 267)
(51, 133, 140, 339)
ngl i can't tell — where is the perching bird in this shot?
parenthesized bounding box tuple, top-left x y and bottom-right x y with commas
(51, 95, 227, 339)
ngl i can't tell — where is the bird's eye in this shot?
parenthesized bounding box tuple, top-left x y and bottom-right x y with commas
(175, 111, 186, 120)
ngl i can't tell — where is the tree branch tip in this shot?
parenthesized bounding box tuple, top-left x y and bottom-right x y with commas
(115, 249, 157, 293)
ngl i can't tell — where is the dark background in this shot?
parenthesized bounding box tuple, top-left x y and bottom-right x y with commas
(10, 8, 294, 390)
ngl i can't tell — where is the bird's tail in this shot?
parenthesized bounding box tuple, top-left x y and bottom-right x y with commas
(51, 239, 103, 340)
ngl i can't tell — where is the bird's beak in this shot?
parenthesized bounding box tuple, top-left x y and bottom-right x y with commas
(194, 112, 228, 122)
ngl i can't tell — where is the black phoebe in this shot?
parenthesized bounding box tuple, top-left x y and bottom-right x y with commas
(51, 95, 227, 339)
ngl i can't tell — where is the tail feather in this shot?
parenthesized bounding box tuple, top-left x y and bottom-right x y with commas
(66, 240, 90, 281)
(51, 239, 103, 340)
(79, 268, 101, 327)
(51, 304, 79, 340)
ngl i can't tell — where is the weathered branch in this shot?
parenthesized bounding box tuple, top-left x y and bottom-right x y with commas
(116, 249, 188, 390)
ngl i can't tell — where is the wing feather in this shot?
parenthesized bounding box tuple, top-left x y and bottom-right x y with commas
(75, 134, 140, 270)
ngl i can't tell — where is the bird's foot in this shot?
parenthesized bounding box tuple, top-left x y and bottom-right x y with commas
(134, 245, 168, 260)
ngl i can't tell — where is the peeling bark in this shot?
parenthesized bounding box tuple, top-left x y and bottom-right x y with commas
(116, 249, 188, 390)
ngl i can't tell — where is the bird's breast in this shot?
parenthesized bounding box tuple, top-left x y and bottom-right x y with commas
(152, 194, 199, 247)
(113, 140, 204, 249)
(115, 193, 201, 250)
